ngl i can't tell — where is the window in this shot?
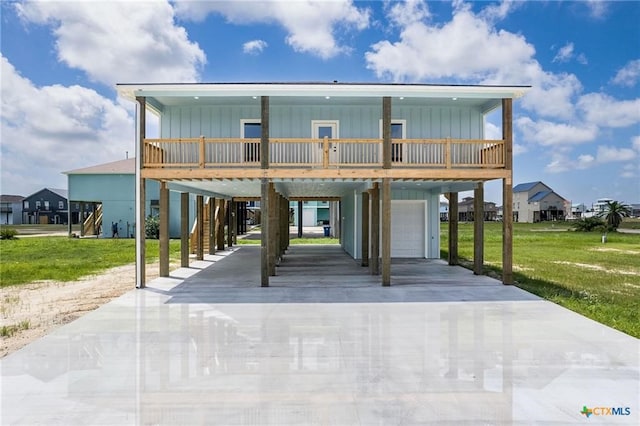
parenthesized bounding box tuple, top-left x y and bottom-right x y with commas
(379, 119, 406, 163)
(35, 201, 41, 209)
(44, 201, 49, 210)
(58, 201, 64, 209)
(24, 201, 29, 209)
(241, 120, 261, 162)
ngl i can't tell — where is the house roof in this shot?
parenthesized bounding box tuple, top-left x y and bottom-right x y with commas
(513, 181, 544, 192)
(64, 158, 135, 175)
(116, 82, 531, 114)
(0, 195, 24, 203)
(528, 190, 567, 203)
(24, 188, 68, 200)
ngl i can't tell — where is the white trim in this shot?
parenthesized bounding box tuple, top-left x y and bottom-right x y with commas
(135, 102, 143, 289)
(240, 119, 261, 138)
(311, 120, 340, 138)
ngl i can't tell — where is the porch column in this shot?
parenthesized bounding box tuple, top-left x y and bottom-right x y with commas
(361, 191, 369, 267)
(216, 198, 225, 251)
(261, 96, 269, 169)
(370, 183, 380, 275)
(381, 178, 391, 286)
(502, 98, 514, 285)
(268, 183, 278, 275)
(297, 200, 303, 237)
(473, 183, 484, 275)
(80, 203, 85, 236)
(261, 179, 270, 287)
(208, 197, 216, 255)
(448, 192, 459, 265)
(226, 200, 233, 248)
(180, 192, 189, 267)
(382, 97, 392, 169)
(280, 196, 288, 255)
(232, 200, 237, 245)
(196, 195, 204, 261)
(159, 182, 170, 277)
(135, 96, 146, 288)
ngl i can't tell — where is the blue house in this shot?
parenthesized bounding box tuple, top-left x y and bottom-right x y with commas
(116, 82, 528, 287)
(65, 158, 188, 238)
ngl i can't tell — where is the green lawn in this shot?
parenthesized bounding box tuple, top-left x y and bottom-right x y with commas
(441, 222, 640, 338)
(0, 237, 180, 287)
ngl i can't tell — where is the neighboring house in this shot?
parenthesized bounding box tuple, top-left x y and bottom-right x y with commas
(291, 200, 330, 226)
(458, 197, 498, 221)
(0, 195, 24, 225)
(570, 203, 588, 219)
(513, 181, 568, 222)
(117, 81, 528, 287)
(65, 158, 190, 238)
(630, 204, 640, 218)
(22, 188, 79, 225)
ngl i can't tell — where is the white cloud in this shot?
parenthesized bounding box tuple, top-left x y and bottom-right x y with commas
(174, 0, 370, 59)
(15, 0, 206, 86)
(585, 0, 609, 19)
(595, 146, 637, 163)
(632, 136, 640, 152)
(611, 59, 640, 87)
(243, 40, 268, 55)
(544, 144, 637, 174)
(365, 6, 535, 82)
(553, 42, 574, 63)
(516, 117, 598, 146)
(386, 0, 431, 27)
(1, 55, 134, 196)
(577, 93, 640, 128)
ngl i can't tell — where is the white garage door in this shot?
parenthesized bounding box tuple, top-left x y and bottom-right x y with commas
(303, 208, 316, 227)
(391, 201, 425, 258)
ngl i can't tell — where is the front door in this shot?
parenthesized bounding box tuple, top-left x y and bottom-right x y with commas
(312, 121, 339, 166)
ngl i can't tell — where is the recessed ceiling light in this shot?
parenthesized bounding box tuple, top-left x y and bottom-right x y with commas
(325, 96, 330, 99)
(252, 96, 257, 99)
(399, 97, 404, 100)
(452, 97, 457, 101)
(194, 96, 199, 100)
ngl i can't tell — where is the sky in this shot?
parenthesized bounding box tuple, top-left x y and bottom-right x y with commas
(1, 0, 639, 207)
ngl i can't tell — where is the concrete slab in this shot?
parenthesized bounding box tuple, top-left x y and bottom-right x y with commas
(1, 246, 638, 425)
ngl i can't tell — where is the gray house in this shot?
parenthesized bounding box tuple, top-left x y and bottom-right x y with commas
(0, 195, 24, 225)
(22, 188, 78, 225)
(513, 181, 567, 222)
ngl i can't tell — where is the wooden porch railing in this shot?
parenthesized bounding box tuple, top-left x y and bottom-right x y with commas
(144, 137, 505, 169)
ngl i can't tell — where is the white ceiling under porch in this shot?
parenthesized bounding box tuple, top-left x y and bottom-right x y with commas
(165, 178, 481, 200)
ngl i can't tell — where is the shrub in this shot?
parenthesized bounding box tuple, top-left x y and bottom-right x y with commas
(145, 215, 160, 239)
(0, 227, 18, 240)
(571, 217, 612, 232)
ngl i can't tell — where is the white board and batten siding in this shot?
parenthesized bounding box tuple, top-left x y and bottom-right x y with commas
(391, 201, 426, 258)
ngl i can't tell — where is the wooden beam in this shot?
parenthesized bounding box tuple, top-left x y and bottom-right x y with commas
(159, 181, 169, 277)
(180, 192, 189, 268)
(382, 97, 392, 169)
(269, 183, 278, 276)
(381, 178, 391, 286)
(448, 192, 459, 265)
(196, 195, 204, 261)
(473, 183, 484, 275)
(297, 200, 303, 238)
(135, 96, 146, 288)
(142, 167, 510, 181)
(216, 198, 225, 251)
(370, 183, 380, 275)
(226, 200, 233, 247)
(208, 197, 216, 255)
(361, 191, 369, 267)
(260, 178, 269, 287)
(261, 96, 269, 169)
(502, 98, 514, 285)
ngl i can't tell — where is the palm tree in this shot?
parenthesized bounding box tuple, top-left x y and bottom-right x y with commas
(598, 201, 631, 231)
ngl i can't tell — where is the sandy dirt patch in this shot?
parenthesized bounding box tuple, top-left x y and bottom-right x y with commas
(0, 262, 173, 358)
(551, 260, 640, 276)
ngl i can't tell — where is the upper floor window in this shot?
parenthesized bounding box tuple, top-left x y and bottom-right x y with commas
(380, 120, 406, 162)
(241, 120, 261, 162)
(35, 201, 41, 209)
(58, 201, 64, 209)
(44, 201, 50, 210)
(24, 201, 29, 209)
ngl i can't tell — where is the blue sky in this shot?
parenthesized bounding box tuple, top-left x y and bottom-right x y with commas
(1, 0, 639, 207)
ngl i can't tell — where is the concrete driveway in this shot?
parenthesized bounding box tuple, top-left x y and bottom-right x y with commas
(1, 246, 638, 424)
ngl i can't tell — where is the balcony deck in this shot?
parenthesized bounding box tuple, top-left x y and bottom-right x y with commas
(142, 137, 508, 180)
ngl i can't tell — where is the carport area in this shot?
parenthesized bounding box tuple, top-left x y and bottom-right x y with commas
(1, 246, 638, 424)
